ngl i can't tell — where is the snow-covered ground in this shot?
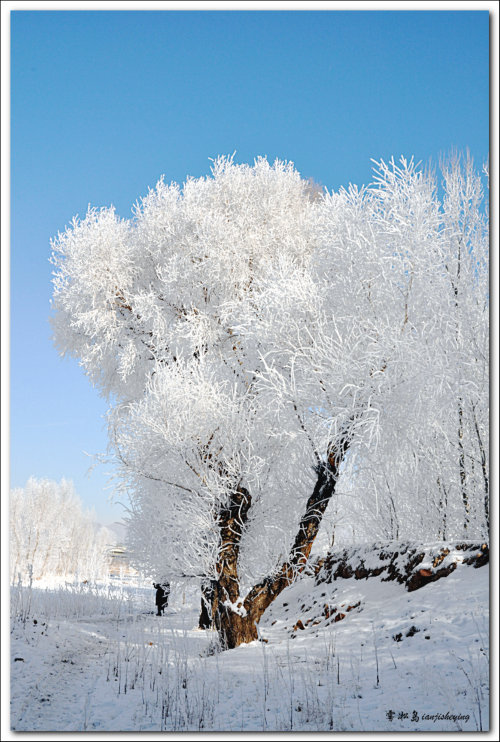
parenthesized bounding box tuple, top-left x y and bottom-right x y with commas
(10, 559, 489, 733)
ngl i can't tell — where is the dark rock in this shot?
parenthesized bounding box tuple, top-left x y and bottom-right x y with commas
(406, 625, 420, 637)
(463, 543, 489, 568)
(407, 562, 457, 592)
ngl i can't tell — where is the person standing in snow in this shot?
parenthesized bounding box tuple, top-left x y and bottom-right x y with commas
(154, 581, 170, 616)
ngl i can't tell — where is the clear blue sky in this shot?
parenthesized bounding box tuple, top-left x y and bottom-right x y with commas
(10, 9, 489, 524)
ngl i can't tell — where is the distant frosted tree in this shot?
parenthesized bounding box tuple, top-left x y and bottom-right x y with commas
(10, 478, 112, 582)
(51, 154, 488, 647)
(325, 153, 489, 546)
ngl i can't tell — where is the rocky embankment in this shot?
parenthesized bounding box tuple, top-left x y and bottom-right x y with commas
(261, 541, 489, 638)
(314, 541, 489, 591)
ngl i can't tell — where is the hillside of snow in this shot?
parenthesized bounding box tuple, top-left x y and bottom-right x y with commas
(10, 543, 489, 732)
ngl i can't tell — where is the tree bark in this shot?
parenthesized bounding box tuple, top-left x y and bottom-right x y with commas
(203, 484, 255, 647)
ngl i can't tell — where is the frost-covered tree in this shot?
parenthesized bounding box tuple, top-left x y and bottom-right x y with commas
(10, 478, 112, 582)
(51, 155, 488, 647)
(324, 153, 489, 546)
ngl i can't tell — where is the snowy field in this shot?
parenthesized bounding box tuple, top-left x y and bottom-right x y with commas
(10, 562, 489, 733)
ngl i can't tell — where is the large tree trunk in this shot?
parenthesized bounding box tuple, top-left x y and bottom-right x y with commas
(202, 433, 351, 649)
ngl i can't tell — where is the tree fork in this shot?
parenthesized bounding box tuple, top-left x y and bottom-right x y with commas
(242, 445, 347, 632)
(204, 431, 351, 649)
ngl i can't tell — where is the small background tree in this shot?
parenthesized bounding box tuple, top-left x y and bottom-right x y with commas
(10, 477, 113, 583)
